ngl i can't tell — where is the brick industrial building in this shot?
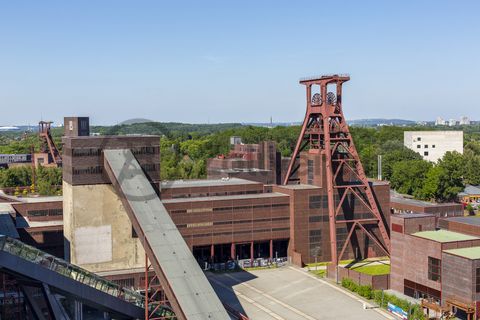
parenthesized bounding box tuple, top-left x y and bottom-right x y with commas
(391, 213, 480, 319)
(0, 193, 63, 258)
(58, 114, 391, 288)
(207, 137, 291, 185)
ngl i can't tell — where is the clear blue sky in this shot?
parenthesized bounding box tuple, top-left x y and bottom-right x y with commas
(1, 1, 479, 125)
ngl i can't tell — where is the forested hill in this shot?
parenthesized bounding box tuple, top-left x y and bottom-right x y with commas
(90, 122, 244, 139)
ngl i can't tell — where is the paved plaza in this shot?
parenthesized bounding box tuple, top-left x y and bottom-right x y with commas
(207, 266, 393, 320)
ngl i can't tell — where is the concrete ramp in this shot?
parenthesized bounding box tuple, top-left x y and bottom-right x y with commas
(104, 149, 229, 320)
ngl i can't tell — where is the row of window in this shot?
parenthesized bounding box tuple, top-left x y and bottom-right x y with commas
(416, 144, 436, 149)
(72, 164, 158, 176)
(28, 209, 63, 217)
(170, 190, 261, 199)
(73, 166, 103, 175)
(191, 227, 289, 239)
(170, 203, 289, 214)
(177, 217, 290, 229)
(72, 147, 159, 157)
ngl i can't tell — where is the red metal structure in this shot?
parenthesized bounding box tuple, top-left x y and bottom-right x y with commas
(283, 74, 390, 266)
(38, 121, 62, 166)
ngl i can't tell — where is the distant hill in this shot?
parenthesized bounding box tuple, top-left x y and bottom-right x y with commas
(348, 118, 418, 127)
(119, 118, 154, 125)
(90, 122, 244, 138)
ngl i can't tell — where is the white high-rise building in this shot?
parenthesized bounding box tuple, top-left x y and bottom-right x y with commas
(404, 131, 463, 162)
(435, 117, 446, 126)
(460, 116, 471, 125)
(448, 119, 458, 126)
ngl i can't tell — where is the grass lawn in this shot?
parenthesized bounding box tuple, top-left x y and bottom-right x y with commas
(306, 259, 355, 268)
(350, 264, 390, 275)
(309, 269, 326, 278)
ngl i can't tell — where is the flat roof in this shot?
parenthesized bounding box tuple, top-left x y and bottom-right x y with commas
(14, 196, 63, 203)
(390, 190, 459, 208)
(277, 184, 321, 190)
(0, 192, 62, 204)
(63, 135, 159, 140)
(369, 179, 390, 186)
(444, 247, 480, 260)
(444, 216, 480, 226)
(393, 213, 435, 219)
(161, 178, 261, 189)
(412, 230, 479, 243)
(459, 185, 480, 196)
(216, 168, 271, 173)
(162, 192, 289, 204)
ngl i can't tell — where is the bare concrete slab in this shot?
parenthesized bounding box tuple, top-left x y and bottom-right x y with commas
(207, 267, 393, 320)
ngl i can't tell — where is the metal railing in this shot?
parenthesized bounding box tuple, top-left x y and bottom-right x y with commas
(0, 235, 175, 317)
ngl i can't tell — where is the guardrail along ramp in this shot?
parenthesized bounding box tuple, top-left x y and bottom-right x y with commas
(104, 149, 229, 320)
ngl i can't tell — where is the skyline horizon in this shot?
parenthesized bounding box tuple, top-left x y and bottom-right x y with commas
(1, 115, 477, 128)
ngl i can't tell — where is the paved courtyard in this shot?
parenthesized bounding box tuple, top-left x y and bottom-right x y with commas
(207, 266, 393, 320)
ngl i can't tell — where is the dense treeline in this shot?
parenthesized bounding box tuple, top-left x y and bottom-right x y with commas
(0, 166, 62, 195)
(1, 122, 480, 201)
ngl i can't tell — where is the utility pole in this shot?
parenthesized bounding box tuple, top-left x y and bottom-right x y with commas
(377, 155, 382, 181)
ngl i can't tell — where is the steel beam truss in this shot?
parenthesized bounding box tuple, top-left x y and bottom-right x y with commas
(144, 254, 175, 320)
(283, 75, 390, 266)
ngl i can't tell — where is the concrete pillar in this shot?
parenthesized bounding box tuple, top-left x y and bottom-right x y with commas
(231, 243, 236, 260)
(250, 242, 254, 262)
(269, 240, 273, 259)
(210, 244, 214, 263)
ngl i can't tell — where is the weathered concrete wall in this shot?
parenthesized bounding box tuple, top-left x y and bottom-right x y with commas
(63, 181, 145, 273)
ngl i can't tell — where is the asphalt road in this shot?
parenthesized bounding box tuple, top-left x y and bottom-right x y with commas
(207, 266, 393, 320)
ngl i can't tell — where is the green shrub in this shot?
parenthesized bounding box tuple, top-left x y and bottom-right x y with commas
(357, 285, 372, 299)
(341, 278, 425, 320)
(372, 289, 425, 320)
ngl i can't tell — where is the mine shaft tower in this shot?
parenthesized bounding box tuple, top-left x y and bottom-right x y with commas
(283, 74, 390, 266)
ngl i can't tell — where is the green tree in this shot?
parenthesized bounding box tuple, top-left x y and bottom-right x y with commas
(390, 160, 432, 196)
(419, 164, 464, 202)
(380, 144, 423, 180)
(463, 150, 480, 185)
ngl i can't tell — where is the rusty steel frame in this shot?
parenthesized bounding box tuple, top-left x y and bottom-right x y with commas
(144, 254, 174, 320)
(283, 74, 390, 266)
(38, 121, 62, 166)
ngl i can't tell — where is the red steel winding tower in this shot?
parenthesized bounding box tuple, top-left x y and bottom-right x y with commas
(283, 74, 390, 266)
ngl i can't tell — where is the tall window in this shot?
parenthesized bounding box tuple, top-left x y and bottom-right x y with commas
(309, 195, 321, 209)
(428, 257, 441, 282)
(307, 160, 314, 184)
(476, 268, 480, 292)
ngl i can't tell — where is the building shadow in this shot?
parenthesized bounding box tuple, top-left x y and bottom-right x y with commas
(205, 269, 258, 317)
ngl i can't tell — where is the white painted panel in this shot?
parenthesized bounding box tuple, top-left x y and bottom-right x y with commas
(74, 225, 112, 264)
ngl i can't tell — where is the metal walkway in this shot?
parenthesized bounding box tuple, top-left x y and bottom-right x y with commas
(104, 149, 229, 320)
(0, 235, 173, 319)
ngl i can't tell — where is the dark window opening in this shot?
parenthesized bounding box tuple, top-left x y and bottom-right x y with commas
(428, 257, 441, 282)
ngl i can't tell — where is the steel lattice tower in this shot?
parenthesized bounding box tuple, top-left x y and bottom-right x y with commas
(283, 74, 390, 266)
